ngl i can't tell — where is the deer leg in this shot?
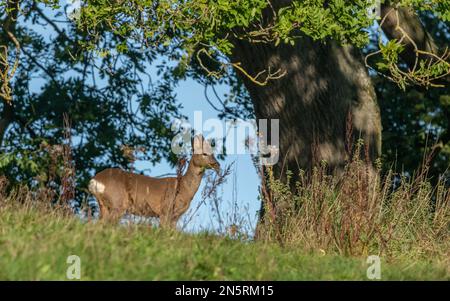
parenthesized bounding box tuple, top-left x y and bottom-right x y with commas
(107, 207, 125, 224)
(96, 196, 111, 220)
(95, 195, 122, 224)
(159, 213, 171, 229)
(100, 206, 124, 224)
(102, 190, 128, 224)
(160, 213, 178, 229)
(169, 217, 178, 229)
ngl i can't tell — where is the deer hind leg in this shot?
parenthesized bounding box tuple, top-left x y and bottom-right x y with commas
(89, 179, 110, 221)
(93, 194, 123, 224)
(96, 196, 110, 220)
(106, 207, 126, 224)
(89, 179, 127, 224)
(102, 190, 128, 224)
(98, 201, 125, 224)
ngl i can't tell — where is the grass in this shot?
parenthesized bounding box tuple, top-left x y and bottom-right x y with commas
(255, 150, 450, 263)
(0, 203, 448, 280)
(0, 144, 448, 281)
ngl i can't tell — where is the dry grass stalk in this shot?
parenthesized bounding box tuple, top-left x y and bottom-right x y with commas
(257, 143, 449, 263)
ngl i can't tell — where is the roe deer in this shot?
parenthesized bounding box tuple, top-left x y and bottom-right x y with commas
(88, 135, 220, 227)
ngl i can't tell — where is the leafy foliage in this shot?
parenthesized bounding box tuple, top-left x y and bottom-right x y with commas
(0, 0, 449, 202)
(1, 1, 182, 196)
(76, 0, 449, 87)
(373, 11, 450, 179)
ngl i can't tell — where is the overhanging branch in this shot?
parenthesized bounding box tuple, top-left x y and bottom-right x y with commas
(379, 4, 449, 87)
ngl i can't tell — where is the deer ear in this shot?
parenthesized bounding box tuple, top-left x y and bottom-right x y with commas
(203, 138, 213, 155)
(192, 135, 203, 154)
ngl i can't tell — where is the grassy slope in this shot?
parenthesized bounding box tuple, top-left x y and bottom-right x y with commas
(0, 206, 448, 280)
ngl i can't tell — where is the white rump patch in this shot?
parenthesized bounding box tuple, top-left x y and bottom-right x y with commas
(88, 179, 106, 194)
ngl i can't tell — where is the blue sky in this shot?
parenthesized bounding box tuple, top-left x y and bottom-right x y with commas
(27, 1, 390, 235)
(31, 1, 262, 234)
(134, 79, 261, 233)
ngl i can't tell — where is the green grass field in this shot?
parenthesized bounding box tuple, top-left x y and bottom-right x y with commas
(0, 204, 448, 280)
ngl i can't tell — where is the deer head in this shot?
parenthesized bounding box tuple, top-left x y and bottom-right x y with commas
(190, 134, 220, 173)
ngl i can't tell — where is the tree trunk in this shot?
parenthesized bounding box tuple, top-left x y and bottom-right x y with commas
(0, 0, 20, 148)
(0, 101, 14, 147)
(231, 36, 382, 230)
(232, 37, 382, 180)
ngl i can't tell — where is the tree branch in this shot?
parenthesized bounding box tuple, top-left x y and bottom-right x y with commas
(380, 4, 449, 86)
(1, 0, 21, 104)
(32, 1, 74, 44)
(0, 0, 21, 146)
(0, 101, 14, 146)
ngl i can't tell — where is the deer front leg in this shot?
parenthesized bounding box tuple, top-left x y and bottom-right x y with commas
(96, 196, 109, 220)
(159, 210, 179, 229)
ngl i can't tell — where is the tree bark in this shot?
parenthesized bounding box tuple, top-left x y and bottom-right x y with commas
(229, 3, 445, 230)
(380, 4, 438, 69)
(0, 101, 14, 147)
(231, 37, 382, 181)
(0, 0, 20, 147)
(380, 4, 449, 86)
(231, 36, 382, 233)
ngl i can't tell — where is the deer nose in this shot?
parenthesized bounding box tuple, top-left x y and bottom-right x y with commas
(212, 161, 221, 173)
